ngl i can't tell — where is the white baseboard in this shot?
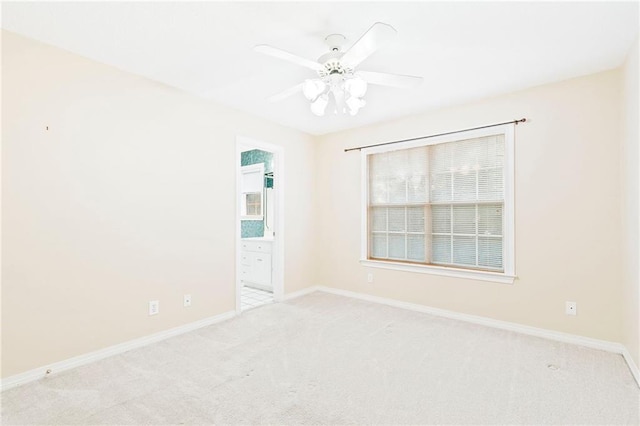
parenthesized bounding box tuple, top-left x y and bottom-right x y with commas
(282, 285, 320, 301)
(315, 286, 640, 388)
(1, 310, 236, 392)
(622, 347, 640, 386)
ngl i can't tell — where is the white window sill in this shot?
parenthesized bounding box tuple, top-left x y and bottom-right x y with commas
(359, 259, 516, 285)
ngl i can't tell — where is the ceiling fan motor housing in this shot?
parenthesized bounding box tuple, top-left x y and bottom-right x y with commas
(318, 60, 353, 79)
(317, 33, 353, 79)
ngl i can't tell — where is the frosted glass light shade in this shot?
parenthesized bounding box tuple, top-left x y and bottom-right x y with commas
(302, 79, 326, 101)
(345, 77, 367, 98)
(302, 77, 367, 116)
(310, 94, 329, 116)
(346, 96, 366, 116)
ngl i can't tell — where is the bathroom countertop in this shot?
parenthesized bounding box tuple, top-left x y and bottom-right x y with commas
(242, 236, 274, 242)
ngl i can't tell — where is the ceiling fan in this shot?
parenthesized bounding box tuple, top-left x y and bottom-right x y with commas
(254, 22, 423, 117)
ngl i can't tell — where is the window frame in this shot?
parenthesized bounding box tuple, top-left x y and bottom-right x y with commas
(360, 124, 516, 285)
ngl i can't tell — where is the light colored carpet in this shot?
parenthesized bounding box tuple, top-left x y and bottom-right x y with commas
(2, 291, 639, 425)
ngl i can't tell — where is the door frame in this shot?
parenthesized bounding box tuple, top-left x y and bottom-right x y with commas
(235, 136, 285, 313)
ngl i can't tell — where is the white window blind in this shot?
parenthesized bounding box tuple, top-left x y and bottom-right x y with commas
(368, 134, 506, 272)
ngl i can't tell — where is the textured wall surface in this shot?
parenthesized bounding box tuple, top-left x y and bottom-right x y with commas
(621, 38, 639, 367)
(315, 69, 625, 343)
(1, 31, 316, 377)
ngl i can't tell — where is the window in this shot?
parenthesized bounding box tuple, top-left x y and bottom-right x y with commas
(361, 125, 515, 284)
(245, 193, 262, 216)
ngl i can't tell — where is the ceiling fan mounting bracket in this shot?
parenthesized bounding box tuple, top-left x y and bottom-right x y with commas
(324, 34, 346, 51)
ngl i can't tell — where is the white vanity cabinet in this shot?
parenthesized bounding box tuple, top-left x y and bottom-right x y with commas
(240, 239, 272, 291)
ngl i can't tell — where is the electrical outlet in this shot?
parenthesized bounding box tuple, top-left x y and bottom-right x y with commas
(184, 294, 192, 307)
(565, 301, 577, 316)
(149, 300, 159, 316)
(367, 273, 374, 283)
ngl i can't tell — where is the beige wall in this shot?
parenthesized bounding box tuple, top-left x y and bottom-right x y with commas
(316, 69, 625, 343)
(1, 31, 315, 378)
(622, 38, 639, 367)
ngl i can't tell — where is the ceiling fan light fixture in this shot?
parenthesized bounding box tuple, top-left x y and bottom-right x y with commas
(302, 79, 326, 101)
(310, 94, 329, 116)
(256, 22, 423, 118)
(345, 77, 368, 98)
(346, 96, 366, 116)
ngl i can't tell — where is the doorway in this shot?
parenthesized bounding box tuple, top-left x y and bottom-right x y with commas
(235, 136, 284, 313)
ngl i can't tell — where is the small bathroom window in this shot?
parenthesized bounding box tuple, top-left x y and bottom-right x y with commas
(244, 192, 262, 216)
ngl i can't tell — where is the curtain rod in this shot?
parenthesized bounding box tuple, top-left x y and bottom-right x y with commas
(344, 118, 527, 152)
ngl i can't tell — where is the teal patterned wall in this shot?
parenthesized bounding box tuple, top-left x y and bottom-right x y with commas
(241, 149, 274, 189)
(241, 149, 273, 238)
(241, 220, 264, 239)
(241, 149, 273, 173)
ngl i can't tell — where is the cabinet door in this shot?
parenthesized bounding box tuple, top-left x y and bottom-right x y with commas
(252, 253, 272, 286)
(240, 251, 257, 283)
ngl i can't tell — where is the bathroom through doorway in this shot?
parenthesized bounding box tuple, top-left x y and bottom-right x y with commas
(235, 136, 284, 312)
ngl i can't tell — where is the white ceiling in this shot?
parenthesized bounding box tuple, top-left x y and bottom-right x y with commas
(2, 2, 638, 135)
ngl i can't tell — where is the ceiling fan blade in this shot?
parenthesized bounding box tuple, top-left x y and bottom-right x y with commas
(267, 83, 304, 102)
(254, 45, 323, 72)
(340, 22, 397, 69)
(358, 70, 423, 89)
